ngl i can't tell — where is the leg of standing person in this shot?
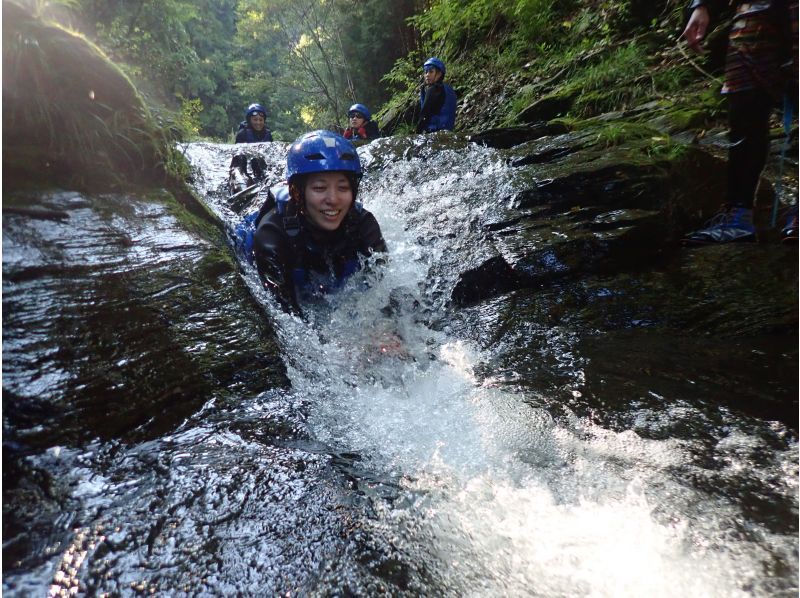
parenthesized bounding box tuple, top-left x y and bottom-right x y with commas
(727, 88, 774, 210)
(683, 89, 766, 245)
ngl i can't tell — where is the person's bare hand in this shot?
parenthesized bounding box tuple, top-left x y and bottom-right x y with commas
(680, 6, 710, 54)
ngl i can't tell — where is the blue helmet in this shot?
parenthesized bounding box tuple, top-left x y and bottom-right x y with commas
(245, 103, 266, 120)
(348, 103, 371, 121)
(423, 57, 446, 75)
(286, 130, 362, 185)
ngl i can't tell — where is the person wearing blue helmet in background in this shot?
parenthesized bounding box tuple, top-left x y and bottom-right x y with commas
(236, 102, 273, 143)
(230, 102, 272, 191)
(253, 130, 387, 314)
(416, 57, 457, 134)
(344, 103, 381, 141)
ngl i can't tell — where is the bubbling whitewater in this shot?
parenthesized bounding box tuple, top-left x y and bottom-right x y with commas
(185, 138, 797, 597)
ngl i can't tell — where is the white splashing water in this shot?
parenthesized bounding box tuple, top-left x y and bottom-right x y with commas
(190, 140, 797, 597)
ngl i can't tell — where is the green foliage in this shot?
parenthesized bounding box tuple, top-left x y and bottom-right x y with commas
(699, 87, 727, 119)
(228, 0, 417, 136)
(337, 0, 418, 111)
(509, 0, 561, 47)
(409, 0, 561, 59)
(565, 43, 649, 115)
(643, 137, 690, 161)
(178, 96, 203, 139)
(593, 122, 661, 147)
(31, 0, 718, 144)
(507, 85, 540, 122)
(3, 0, 178, 190)
(382, 53, 424, 95)
(76, 0, 243, 139)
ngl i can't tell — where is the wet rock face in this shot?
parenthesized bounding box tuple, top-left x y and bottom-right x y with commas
(459, 244, 799, 430)
(2, 186, 412, 596)
(0, 189, 328, 596)
(469, 123, 569, 149)
(449, 127, 733, 306)
(2, 190, 287, 449)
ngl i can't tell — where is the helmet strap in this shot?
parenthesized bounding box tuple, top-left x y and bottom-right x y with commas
(289, 180, 305, 214)
(282, 181, 303, 238)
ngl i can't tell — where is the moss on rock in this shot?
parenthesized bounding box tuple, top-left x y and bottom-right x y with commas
(2, 1, 184, 194)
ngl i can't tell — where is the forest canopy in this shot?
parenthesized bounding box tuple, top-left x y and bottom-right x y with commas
(43, 0, 420, 140)
(18, 0, 690, 141)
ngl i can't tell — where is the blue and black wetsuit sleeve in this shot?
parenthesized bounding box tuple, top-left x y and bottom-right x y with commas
(253, 213, 302, 315)
(416, 83, 446, 133)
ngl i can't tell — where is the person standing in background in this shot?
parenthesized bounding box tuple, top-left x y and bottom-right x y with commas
(416, 57, 457, 134)
(680, 0, 798, 243)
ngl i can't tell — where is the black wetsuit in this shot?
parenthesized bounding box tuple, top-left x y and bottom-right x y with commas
(236, 125, 273, 143)
(416, 82, 446, 133)
(416, 81, 457, 133)
(253, 206, 387, 314)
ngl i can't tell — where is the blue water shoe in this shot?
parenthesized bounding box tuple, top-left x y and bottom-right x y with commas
(683, 206, 755, 244)
(781, 206, 798, 243)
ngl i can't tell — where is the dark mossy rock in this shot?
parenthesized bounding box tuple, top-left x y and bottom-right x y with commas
(467, 243, 798, 428)
(449, 120, 741, 307)
(518, 92, 576, 124)
(2, 2, 173, 192)
(452, 206, 667, 306)
(378, 94, 419, 135)
(469, 123, 570, 149)
(647, 108, 710, 135)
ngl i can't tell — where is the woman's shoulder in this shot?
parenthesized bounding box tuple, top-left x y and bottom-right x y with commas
(354, 207, 387, 251)
(254, 209, 288, 241)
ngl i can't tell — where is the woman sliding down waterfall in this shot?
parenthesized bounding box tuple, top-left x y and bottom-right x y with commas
(250, 130, 387, 316)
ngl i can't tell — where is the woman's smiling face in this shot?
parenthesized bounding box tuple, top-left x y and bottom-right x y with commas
(249, 113, 265, 131)
(302, 172, 353, 232)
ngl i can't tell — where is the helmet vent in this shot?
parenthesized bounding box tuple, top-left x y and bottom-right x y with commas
(339, 152, 356, 161)
(304, 152, 325, 161)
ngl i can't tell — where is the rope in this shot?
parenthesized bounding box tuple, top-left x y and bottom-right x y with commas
(770, 94, 795, 227)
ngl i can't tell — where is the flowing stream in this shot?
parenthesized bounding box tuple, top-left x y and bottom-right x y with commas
(181, 137, 798, 596)
(2, 136, 796, 596)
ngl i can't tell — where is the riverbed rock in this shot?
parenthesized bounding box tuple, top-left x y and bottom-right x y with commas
(450, 125, 738, 306)
(2, 189, 287, 448)
(469, 123, 569, 149)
